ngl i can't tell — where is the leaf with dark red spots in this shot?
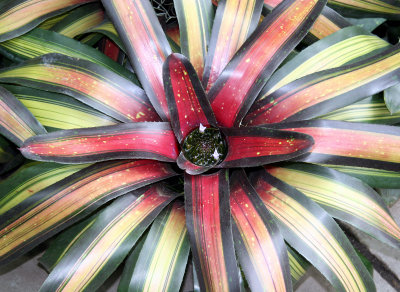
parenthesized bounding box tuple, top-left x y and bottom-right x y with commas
(208, 0, 327, 127)
(102, 0, 172, 121)
(184, 170, 240, 292)
(271, 120, 400, 171)
(20, 123, 179, 164)
(163, 53, 217, 143)
(245, 44, 400, 126)
(217, 126, 314, 168)
(230, 170, 292, 292)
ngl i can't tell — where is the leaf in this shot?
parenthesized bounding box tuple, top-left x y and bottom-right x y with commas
(49, 2, 104, 38)
(0, 28, 137, 83)
(319, 94, 400, 124)
(102, 0, 172, 121)
(3, 84, 118, 131)
(0, 85, 46, 146)
(272, 120, 400, 171)
(208, 0, 327, 127)
(266, 163, 400, 248)
(203, 0, 264, 92)
(326, 164, 400, 189)
(163, 53, 217, 143)
(230, 170, 292, 292)
(218, 126, 314, 168)
(307, 7, 351, 41)
(245, 44, 400, 125)
(119, 201, 190, 292)
(39, 213, 97, 272)
(384, 83, 400, 114)
(0, 53, 160, 123)
(0, 0, 95, 41)
(184, 170, 240, 291)
(260, 26, 389, 99)
(327, 0, 400, 20)
(20, 123, 179, 164)
(377, 189, 400, 207)
(346, 17, 386, 32)
(287, 246, 310, 285)
(37, 12, 69, 30)
(85, 20, 126, 52)
(174, 0, 213, 77)
(40, 185, 176, 291)
(250, 169, 375, 292)
(0, 159, 177, 265)
(0, 162, 89, 215)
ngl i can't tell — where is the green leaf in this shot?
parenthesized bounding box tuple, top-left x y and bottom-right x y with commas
(377, 189, 400, 207)
(0, 28, 138, 83)
(39, 213, 98, 272)
(118, 201, 190, 292)
(319, 94, 400, 124)
(0, 161, 89, 215)
(287, 246, 310, 285)
(40, 185, 176, 291)
(384, 83, 400, 114)
(346, 17, 386, 32)
(327, 0, 400, 20)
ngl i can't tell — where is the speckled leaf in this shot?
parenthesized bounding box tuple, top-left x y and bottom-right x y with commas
(102, 0, 172, 120)
(208, 0, 327, 127)
(20, 123, 179, 164)
(184, 170, 240, 292)
(0, 54, 159, 123)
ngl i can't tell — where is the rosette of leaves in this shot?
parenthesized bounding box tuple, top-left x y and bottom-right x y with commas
(1, 0, 400, 291)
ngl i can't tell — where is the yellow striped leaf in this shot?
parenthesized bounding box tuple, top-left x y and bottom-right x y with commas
(0, 85, 46, 146)
(250, 169, 375, 292)
(174, 0, 214, 77)
(328, 0, 400, 19)
(0, 162, 89, 215)
(119, 201, 190, 291)
(40, 185, 176, 291)
(266, 163, 400, 248)
(0, 160, 177, 265)
(0, 0, 95, 41)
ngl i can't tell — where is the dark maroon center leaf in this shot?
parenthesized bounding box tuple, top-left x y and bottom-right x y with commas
(182, 126, 227, 167)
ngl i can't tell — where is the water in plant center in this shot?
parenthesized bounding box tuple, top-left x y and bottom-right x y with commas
(182, 125, 227, 167)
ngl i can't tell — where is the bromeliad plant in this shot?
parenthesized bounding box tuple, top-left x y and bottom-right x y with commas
(1, 0, 400, 291)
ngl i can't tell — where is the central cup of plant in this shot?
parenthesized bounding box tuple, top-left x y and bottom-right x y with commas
(182, 125, 227, 166)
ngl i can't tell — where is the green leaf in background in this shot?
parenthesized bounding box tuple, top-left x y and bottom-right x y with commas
(384, 83, 400, 114)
